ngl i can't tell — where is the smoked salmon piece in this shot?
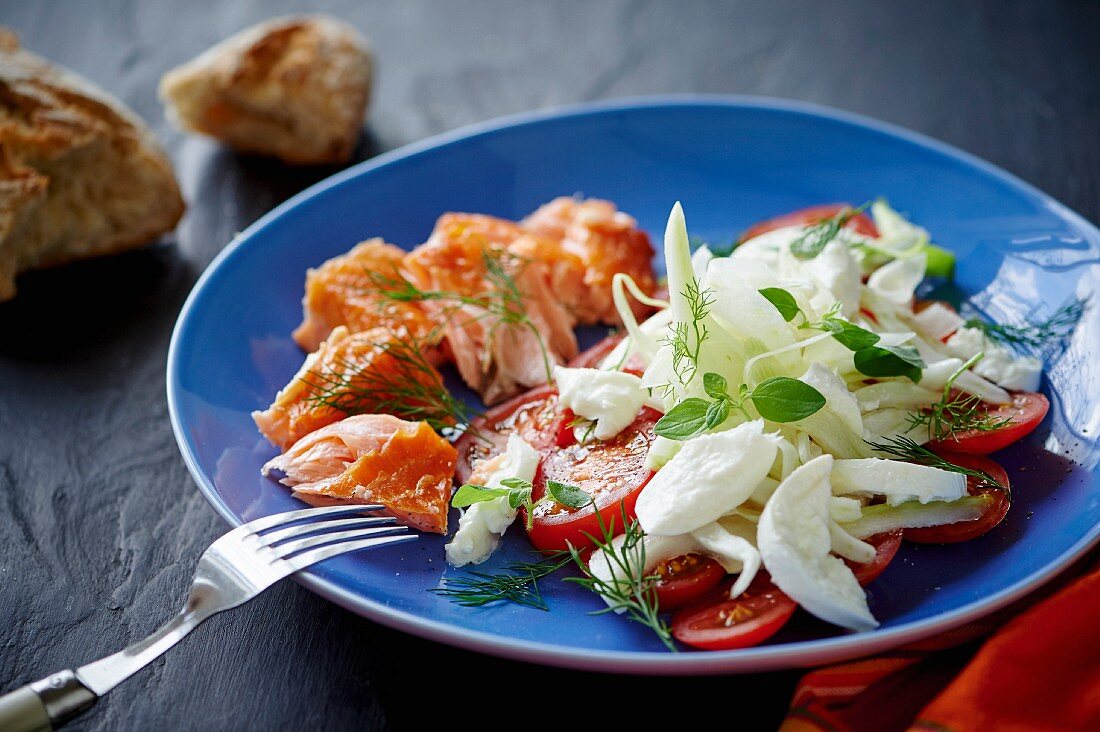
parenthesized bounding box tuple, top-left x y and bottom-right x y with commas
(292, 238, 434, 352)
(264, 415, 456, 534)
(522, 197, 657, 324)
(252, 325, 450, 451)
(402, 213, 578, 405)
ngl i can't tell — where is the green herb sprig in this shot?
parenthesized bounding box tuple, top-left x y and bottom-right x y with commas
(663, 280, 715, 388)
(965, 298, 1088, 354)
(798, 305, 925, 383)
(790, 203, 870, 260)
(905, 354, 1011, 442)
(431, 553, 571, 610)
(565, 506, 675, 651)
(654, 372, 826, 440)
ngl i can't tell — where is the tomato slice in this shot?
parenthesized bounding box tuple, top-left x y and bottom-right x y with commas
(671, 573, 797, 651)
(524, 407, 660, 552)
(927, 391, 1049, 455)
(905, 451, 1011, 544)
(845, 530, 903, 586)
(653, 553, 727, 612)
(739, 203, 879, 243)
(453, 386, 566, 485)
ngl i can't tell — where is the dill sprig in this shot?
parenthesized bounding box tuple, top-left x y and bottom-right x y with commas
(965, 297, 1088, 353)
(866, 435, 1009, 496)
(302, 333, 475, 433)
(663, 280, 714, 388)
(905, 354, 1012, 442)
(369, 249, 553, 381)
(790, 202, 871, 260)
(565, 506, 675, 651)
(431, 553, 572, 610)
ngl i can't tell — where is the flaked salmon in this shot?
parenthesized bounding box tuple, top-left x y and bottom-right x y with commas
(522, 196, 657, 324)
(264, 415, 456, 534)
(402, 213, 578, 405)
(292, 238, 434, 352)
(253, 325, 451, 451)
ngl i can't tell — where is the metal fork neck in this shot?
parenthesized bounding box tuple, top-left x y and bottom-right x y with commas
(30, 671, 97, 727)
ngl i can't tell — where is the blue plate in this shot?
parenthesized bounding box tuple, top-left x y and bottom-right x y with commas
(168, 97, 1100, 674)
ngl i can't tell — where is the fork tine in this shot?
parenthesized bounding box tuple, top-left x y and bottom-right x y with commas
(261, 516, 397, 545)
(282, 534, 418, 572)
(243, 504, 386, 534)
(271, 525, 409, 560)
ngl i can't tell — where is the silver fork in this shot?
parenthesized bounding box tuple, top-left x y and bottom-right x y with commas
(0, 505, 416, 731)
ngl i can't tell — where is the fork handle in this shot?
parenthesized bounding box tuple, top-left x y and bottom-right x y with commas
(0, 670, 96, 731)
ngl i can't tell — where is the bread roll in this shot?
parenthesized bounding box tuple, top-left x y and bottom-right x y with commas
(159, 15, 372, 165)
(0, 29, 184, 302)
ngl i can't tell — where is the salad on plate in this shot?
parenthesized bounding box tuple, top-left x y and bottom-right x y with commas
(254, 196, 1080, 651)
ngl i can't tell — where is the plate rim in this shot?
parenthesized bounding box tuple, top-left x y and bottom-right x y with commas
(167, 94, 1100, 674)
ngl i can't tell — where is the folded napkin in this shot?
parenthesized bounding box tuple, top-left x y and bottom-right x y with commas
(780, 552, 1100, 732)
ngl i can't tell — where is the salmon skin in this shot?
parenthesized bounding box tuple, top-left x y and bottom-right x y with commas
(264, 414, 456, 534)
(522, 196, 658, 325)
(293, 238, 434, 352)
(253, 325, 452, 451)
(402, 213, 579, 406)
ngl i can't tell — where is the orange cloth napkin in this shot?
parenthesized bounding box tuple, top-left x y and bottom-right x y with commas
(780, 554, 1100, 732)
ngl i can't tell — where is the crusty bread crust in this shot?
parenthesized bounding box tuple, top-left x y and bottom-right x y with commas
(159, 15, 372, 166)
(0, 28, 184, 301)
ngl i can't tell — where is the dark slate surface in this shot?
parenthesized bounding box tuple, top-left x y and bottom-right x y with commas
(0, 1, 1097, 730)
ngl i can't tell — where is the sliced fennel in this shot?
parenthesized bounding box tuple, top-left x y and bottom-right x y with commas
(839, 495, 993, 539)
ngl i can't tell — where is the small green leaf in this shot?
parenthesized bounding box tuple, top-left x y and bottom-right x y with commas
(759, 287, 800, 322)
(749, 377, 827, 422)
(653, 398, 711, 440)
(821, 317, 880, 351)
(704, 399, 730, 430)
(507, 487, 532, 510)
(546, 480, 592, 509)
(702, 372, 729, 400)
(452, 484, 508, 508)
(499, 477, 533, 491)
(853, 344, 925, 383)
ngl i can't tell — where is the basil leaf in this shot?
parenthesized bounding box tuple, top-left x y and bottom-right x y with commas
(499, 476, 533, 491)
(452, 484, 508, 508)
(759, 287, 800, 322)
(507, 487, 532, 510)
(704, 399, 730, 430)
(749, 377, 827, 422)
(703, 372, 729, 400)
(546, 480, 592, 509)
(653, 398, 711, 440)
(821, 317, 880, 351)
(853, 344, 925, 383)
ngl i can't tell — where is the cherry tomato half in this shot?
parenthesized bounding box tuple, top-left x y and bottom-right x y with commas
(927, 392, 1049, 456)
(905, 451, 1011, 544)
(845, 530, 903, 586)
(453, 386, 565, 485)
(739, 203, 879, 243)
(653, 553, 727, 612)
(671, 573, 797, 651)
(524, 407, 661, 552)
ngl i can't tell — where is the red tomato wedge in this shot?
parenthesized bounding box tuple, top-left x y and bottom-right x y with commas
(453, 386, 566, 485)
(653, 554, 727, 612)
(524, 407, 660, 552)
(845, 530, 903, 586)
(905, 451, 1011, 544)
(739, 203, 879, 243)
(671, 573, 797, 651)
(927, 392, 1049, 455)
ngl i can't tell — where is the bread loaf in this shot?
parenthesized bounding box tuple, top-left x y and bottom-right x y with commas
(0, 29, 184, 302)
(159, 15, 372, 165)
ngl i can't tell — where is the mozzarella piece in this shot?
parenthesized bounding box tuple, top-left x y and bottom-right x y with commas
(635, 421, 780, 536)
(832, 458, 967, 506)
(945, 326, 1043, 392)
(444, 435, 539, 567)
(691, 521, 760, 597)
(554, 366, 646, 440)
(758, 455, 878, 631)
